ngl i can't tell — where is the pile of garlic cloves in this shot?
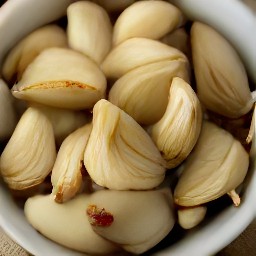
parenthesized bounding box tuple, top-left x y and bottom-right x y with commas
(0, 0, 255, 255)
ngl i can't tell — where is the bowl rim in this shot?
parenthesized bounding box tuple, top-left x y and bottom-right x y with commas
(0, 0, 255, 256)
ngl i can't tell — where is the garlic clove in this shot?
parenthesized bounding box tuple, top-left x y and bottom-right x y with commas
(178, 206, 207, 229)
(31, 104, 91, 145)
(0, 107, 56, 190)
(51, 124, 92, 203)
(12, 48, 106, 110)
(174, 121, 249, 207)
(109, 60, 190, 125)
(84, 99, 166, 190)
(0, 79, 17, 140)
(24, 194, 118, 254)
(191, 22, 253, 118)
(67, 1, 112, 64)
(112, 1, 184, 45)
(2, 25, 68, 84)
(150, 77, 202, 168)
(86, 188, 175, 254)
(101, 37, 189, 79)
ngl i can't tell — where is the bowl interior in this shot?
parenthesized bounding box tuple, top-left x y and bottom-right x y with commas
(0, 1, 255, 256)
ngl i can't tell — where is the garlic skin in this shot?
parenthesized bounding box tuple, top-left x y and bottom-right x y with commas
(87, 188, 175, 254)
(24, 194, 118, 254)
(51, 124, 92, 203)
(191, 22, 253, 118)
(84, 99, 166, 190)
(178, 206, 207, 229)
(174, 121, 249, 207)
(0, 79, 17, 140)
(112, 1, 184, 45)
(12, 48, 106, 110)
(109, 60, 189, 125)
(2, 25, 67, 84)
(151, 77, 202, 169)
(32, 104, 90, 145)
(101, 37, 189, 79)
(0, 107, 56, 190)
(67, 1, 112, 64)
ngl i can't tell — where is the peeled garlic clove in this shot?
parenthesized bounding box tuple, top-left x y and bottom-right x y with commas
(0, 107, 56, 190)
(178, 206, 207, 229)
(0, 79, 17, 140)
(160, 28, 189, 55)
(191, 22, 253, 118)
(86, 188, 175, 254)
(93, 0, 135, 13)
(102, 37, 189, 79)
(12, 48, 106, 110)
(84, 99, 166, 190)
(24, 194, 118, 254)
(150, 77, 202, 169)
(112, 1, 184, 45)
(174, 121, 249, 207)
(2, 25, 68, 84)
(109, 61, 189, 125)
(33, 104, 90, 145)
(51, 124, 92, 203)
(67, 1, 112, 64)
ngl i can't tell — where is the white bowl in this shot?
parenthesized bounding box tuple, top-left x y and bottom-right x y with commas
(0, 1, 255, 255)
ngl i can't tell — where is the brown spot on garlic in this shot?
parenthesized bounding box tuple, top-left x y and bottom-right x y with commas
(87, 204, 114, 227)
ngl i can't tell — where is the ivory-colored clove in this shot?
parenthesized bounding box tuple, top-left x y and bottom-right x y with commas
(84, 99, 166, 190)
(191, 22, 253, 118)
(67, 1, 112, 64)
(109, 61, 189, 125)
(101, 37, 189, 80)
(0, 107, 56, 190)
(2, 25, 67, 83)
(112, 0, 184, 45)
(51, 124, 92, 203)
(24, 194, 118, 254)
(87, 188, 175, 254)
(174, 121, 249, 207)
(178, 206, 207, 229)
(151, 77, 202, 168)
(12, 48, 106, 110)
